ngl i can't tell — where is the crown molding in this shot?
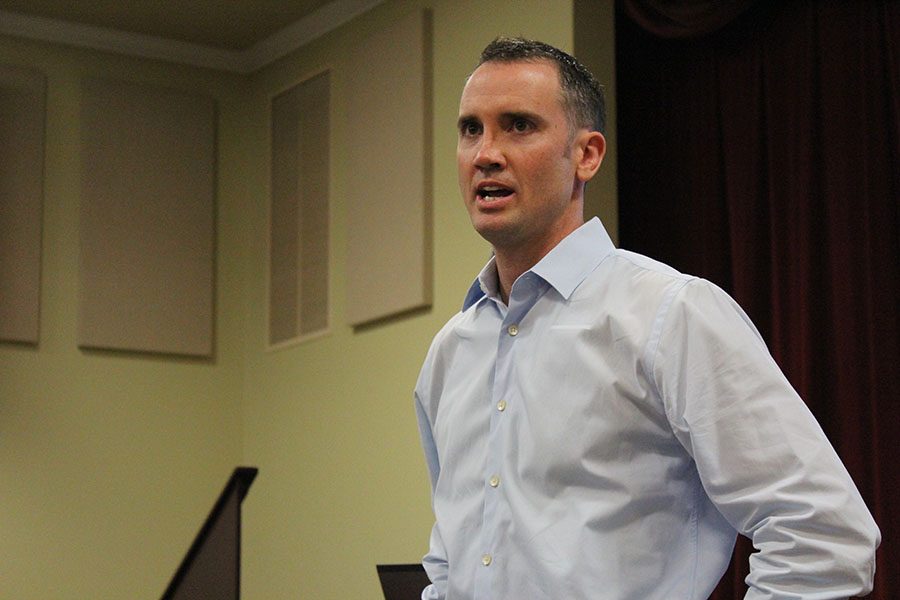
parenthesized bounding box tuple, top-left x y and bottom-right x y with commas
(244, 0, 385, 72)
(0, 0, 384, 74)
(0, 9, 243, 71)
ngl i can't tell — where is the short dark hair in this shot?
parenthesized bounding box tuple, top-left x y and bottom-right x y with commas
(478, 36, 606, 134)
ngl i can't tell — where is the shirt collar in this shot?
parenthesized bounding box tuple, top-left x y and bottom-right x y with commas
(462, 217, 616, 310)
(462, 254, 499, 310)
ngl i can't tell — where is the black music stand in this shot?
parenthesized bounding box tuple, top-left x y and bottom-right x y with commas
(160, 467, 258, 600)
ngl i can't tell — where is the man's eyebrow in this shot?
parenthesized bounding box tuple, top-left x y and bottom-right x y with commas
(500, 111, 541, 122)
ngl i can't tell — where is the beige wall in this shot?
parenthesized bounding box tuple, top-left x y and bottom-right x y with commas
(0, 1, 616, 598)
(0, 35, 248, 598)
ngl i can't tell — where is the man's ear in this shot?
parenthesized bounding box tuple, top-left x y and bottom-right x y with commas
(575, 131, 606, 183)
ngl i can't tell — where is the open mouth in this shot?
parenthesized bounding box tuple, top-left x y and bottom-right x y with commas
(477, 185, 514, 201)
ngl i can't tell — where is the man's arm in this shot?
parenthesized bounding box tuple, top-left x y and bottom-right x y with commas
(415, 391, 448, 600)
(652, 279, 880, 598)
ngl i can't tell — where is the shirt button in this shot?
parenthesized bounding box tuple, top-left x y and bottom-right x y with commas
(489, 475, 500, 487)
(497, 399, 507, 412)
(482, 553, 492, 566)
(507, 324, 519, 336)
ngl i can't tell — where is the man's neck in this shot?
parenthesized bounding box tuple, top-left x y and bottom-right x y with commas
(493, 225, 579, 304)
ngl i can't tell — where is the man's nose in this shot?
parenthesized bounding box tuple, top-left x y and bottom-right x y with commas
(473, 132, 506, 171)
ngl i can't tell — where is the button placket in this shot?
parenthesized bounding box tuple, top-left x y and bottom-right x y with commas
(475, 276, 540, 598)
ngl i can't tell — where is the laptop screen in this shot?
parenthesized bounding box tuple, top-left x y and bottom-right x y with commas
(375, 564, 431, 600)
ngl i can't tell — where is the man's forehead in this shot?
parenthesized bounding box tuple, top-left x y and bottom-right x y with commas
(465, 59, 560, 89)
(459, 60, 563, 115)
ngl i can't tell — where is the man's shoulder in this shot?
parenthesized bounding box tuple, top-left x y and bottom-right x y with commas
(598, 250, 748, 320)
(414, 306, 481, 401)
(419, 307, 473, 361)
(431, 308, 471, 341)
(575, 247, 695, 303)
(607, 248, 687, 280)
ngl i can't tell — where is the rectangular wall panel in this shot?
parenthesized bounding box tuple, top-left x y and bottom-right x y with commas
(78, 78, 216, 357)
(269, 71, 330, 347)
(344, 9, 432, 326)
(0, 64, 45, 344)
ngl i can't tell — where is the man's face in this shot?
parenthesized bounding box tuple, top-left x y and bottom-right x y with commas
(457, 59, 585, 256)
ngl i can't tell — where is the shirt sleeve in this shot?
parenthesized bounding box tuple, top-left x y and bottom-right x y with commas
(651, 278, 880, 599)
(415, 388, 448, 600)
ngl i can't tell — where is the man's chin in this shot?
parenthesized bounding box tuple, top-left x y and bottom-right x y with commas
(471, 218, 526, 250)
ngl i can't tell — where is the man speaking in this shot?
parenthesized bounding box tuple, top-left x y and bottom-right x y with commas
(414, 37, 879, 599)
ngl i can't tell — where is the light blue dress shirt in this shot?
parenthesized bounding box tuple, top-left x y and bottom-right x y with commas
(415, 218, 879, 600)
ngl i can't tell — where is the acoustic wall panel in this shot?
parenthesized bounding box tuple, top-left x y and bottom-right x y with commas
(344, 9, 432, 326)
(0, 64, 45, 344)
(78, 78, 216, 357)
(269, 71, 330, 347)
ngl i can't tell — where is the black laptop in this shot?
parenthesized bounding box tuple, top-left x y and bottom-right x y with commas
(376, 564, 431, 600)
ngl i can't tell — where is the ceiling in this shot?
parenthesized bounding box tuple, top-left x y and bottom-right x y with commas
(0, 0, 337, 51)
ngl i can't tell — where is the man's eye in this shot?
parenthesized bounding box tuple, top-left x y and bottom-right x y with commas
(512, 118, 533, 132)
(460, 122, 481, 136)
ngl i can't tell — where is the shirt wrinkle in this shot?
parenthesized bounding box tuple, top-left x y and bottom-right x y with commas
(644, 276, 695, 432)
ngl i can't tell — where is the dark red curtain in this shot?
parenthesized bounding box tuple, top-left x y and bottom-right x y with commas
(616, 1, 899, 598)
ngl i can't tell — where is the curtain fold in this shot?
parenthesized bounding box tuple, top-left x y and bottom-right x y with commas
(620, 0, 762, 38)
(616, 2, 899, 598)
